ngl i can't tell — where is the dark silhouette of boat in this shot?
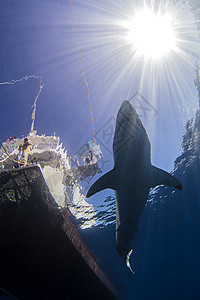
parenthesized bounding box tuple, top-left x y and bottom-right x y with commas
(0, 165, 118, 300)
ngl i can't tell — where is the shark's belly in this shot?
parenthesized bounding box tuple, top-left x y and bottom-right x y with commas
(115, 179, 150, 231)
(114, 142, 151, 230)
(117, 157, 151, 184)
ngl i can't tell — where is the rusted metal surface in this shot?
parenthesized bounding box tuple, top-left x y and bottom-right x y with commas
(62, 209, 118, 299)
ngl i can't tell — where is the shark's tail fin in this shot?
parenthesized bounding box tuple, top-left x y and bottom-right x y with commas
(125, 249, 135, 275)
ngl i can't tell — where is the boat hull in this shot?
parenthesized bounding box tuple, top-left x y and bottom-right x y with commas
(0, 166, 118, 300)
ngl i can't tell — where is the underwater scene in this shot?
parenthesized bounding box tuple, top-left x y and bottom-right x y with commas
(1, 0, 200, 299)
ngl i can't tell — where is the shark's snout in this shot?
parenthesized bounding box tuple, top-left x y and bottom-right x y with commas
(116, 100, 136, 128)
(120, 100, 132, 109)
(116, 100, 142, 137)
(119, 100, 134, 115)
(119, 100, 139, 121)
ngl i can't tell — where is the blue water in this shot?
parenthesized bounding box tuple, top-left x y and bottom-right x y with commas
(1, 1, 200, 299)
(78, 109, 200, 299)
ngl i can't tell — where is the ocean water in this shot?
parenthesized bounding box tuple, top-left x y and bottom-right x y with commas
(76, 108, 200, 300)
(1, 1, 200, 299)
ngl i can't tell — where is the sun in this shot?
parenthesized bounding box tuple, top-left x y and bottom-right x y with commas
(125, 9, 177, 59)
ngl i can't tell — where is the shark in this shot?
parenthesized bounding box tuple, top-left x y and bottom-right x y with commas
(87, 100, 182, 273)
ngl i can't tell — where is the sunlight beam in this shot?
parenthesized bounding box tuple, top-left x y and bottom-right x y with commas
(124, 9, 177, 59)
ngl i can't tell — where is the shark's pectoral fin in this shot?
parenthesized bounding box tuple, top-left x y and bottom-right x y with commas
(151, 166, 182, 190)
(86, 168, 118, 198)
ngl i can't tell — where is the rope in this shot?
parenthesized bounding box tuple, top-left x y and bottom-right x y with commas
(0, 75, 41, 86)
(69, 0, 96, 145)
(0, 75, 43, 166)
(0, 75, 44, 132)
(0, 140, 30, 166)
(0, 148, 17, 163)
(30, 77, 44, 133)
(0, 74, 43, 135)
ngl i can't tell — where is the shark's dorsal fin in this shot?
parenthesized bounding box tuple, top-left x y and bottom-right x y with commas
(151, 166, 182, 190)
(86, 168, 117, 198)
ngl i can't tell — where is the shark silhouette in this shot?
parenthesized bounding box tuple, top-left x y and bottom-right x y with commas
(87, 100, 182, 273)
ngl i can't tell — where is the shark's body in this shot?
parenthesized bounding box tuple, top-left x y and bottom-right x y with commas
(87, 101, 182, 271)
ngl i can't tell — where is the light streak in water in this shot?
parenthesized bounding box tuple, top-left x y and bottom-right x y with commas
(65, 0, 200, 228)
(69, 0, 96, 145)
(69, 0, 200, 116)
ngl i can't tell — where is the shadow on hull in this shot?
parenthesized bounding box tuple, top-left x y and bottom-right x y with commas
(0, 166, 118, 300)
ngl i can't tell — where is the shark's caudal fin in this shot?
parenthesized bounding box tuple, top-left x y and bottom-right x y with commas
(86, 168, 118, 198)
(151, 166, 182, 190)
(126, 250, 135, 275)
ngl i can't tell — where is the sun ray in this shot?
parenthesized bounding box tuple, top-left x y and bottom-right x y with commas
(125, 9, 177, 59)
